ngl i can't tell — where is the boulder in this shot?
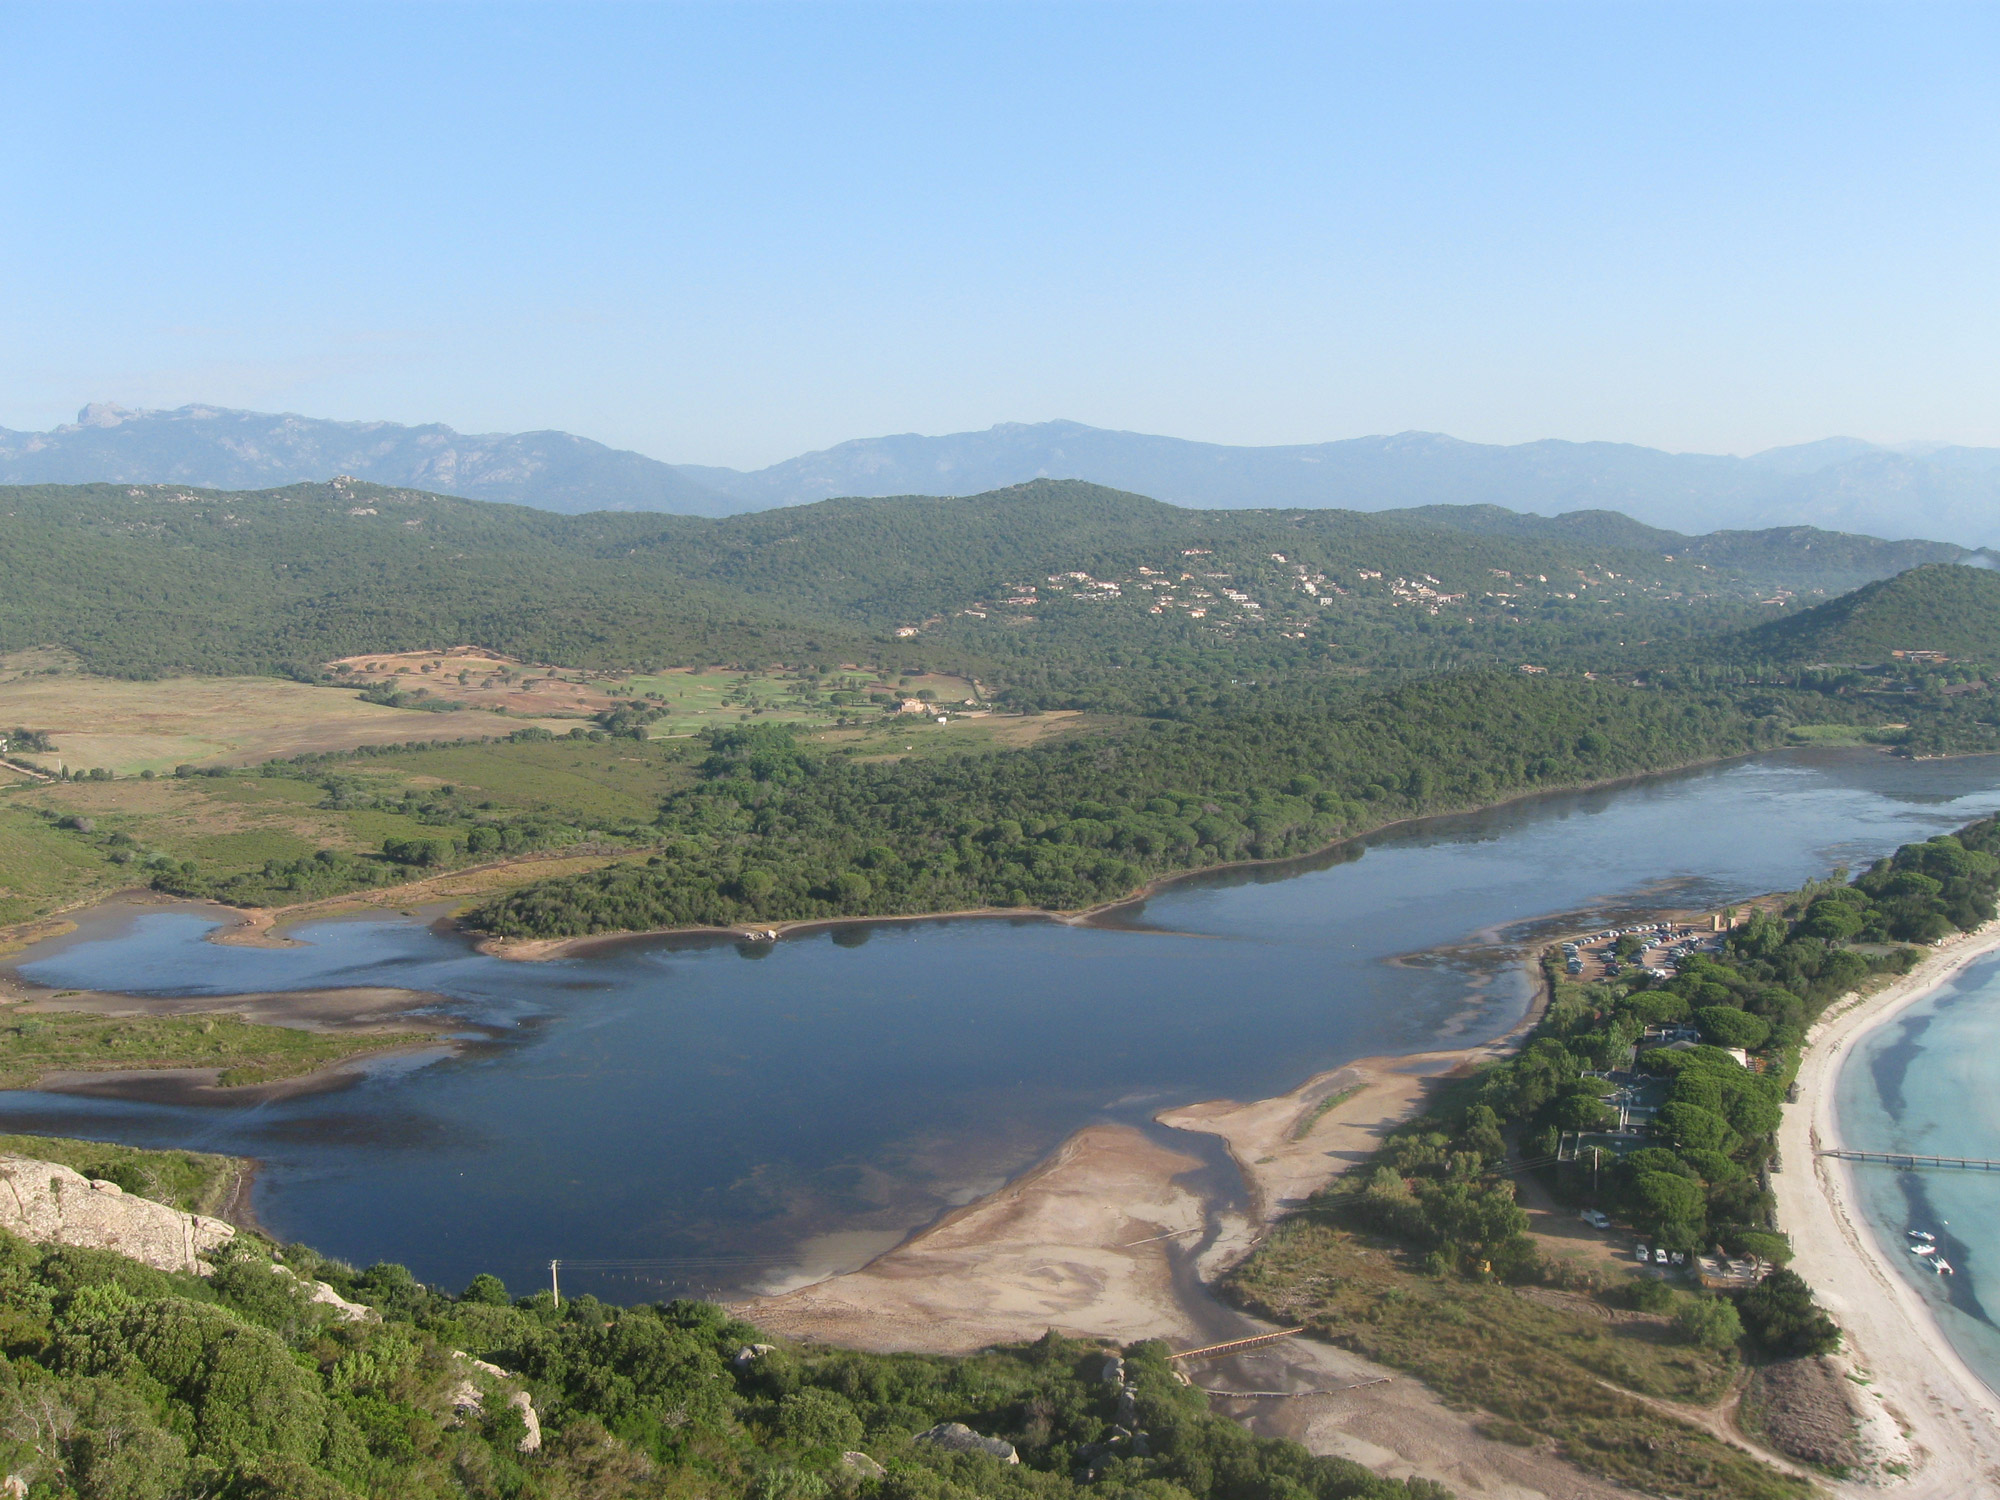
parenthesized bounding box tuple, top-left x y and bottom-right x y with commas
(0, 1156, 233, 1274)
(842, 1451, 885, 1477)
(446, 1354, 541, 1453)
(509, 1390, 542, 1453)
(273, 1261, 374, 1321)
(915, 1422, 1019, 1464)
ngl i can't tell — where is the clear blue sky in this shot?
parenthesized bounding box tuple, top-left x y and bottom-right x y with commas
(4, 1, 1997, 467)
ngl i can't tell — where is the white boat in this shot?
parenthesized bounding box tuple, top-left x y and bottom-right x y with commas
(1908, 1230, 1936, 1243)
(1911, 1244, 1936, 1256)
(1935, 1259, 1955, 1276)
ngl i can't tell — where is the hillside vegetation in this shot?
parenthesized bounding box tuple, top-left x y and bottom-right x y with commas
(1733, 563, 2000, 662)
(0, 479, 1954, 701)
(1377, 506, 1978, 590)
(0, 1203, 1444, 1500)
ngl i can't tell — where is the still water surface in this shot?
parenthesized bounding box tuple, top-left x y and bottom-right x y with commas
(8, 749, 2000, 1305)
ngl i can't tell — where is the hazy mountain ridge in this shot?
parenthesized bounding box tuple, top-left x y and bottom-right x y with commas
(698, 422, 2000, 545)
(0, 403, 736, 516)
(7, 405, 1999, 544)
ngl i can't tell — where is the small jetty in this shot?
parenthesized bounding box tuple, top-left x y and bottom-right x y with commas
(1820, 1148, 2000, 1173)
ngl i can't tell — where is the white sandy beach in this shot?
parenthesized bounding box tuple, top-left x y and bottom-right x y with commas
(1774, 921, 2000, 1499)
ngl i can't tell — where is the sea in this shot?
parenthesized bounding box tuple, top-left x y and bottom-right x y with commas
(1836, 946, 2000, 1397)
(5, 747, 2000, 1307)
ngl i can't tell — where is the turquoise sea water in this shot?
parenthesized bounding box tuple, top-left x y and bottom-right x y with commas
(1837, 949, 2000, 1395)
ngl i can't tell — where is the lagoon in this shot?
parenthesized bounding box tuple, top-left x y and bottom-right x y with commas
(6, 748, 2000, 1306)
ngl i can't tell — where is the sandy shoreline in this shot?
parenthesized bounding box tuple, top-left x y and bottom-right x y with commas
(739, 940, 1556, 1348)
(1774, 922, 2000, 1498)
(735, 948, 1652, 1497)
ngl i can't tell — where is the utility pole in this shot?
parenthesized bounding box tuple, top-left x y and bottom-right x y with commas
(1591, 1147, 1600, 1196)
(549, 1259, 561, 1308)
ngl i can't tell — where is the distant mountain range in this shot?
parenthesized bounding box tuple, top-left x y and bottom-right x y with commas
(0, 403, 725, 515)
(5, 404, 1997, 545)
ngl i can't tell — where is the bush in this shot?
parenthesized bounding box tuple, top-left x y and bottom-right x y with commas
(1673, 1297, 1743, 1350)
(773, 1387, 863, 1452)
(1737, 1269, 1840, 1357)
(1694, 1006, 1771, 1051)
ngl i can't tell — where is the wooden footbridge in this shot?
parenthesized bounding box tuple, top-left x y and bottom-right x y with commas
(1819, 1148, 2000, 1172)
(1169, 1328, 1306, 1363)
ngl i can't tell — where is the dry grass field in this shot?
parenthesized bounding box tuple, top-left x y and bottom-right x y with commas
(0, 646, 1018, 930)
(0, 653, 575, 775)
(326, 651, 984, 738)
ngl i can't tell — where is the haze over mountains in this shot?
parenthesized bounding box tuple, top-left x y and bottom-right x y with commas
(4, 403, 1995, 546)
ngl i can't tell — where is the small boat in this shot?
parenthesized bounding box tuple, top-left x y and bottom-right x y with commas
(1935, 1259, 1955, 1276)
(1912, 1244, 1936, 1256)
(1909, 1230, 1936, 1244)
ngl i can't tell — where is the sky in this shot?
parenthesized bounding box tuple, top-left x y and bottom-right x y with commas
(4, 1, 1999, 469)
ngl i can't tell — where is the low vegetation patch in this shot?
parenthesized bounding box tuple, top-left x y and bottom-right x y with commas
(1226, 1219, 1797, 1498)
(1737, 1356, 1862, 1474)
(0, 1011, 427, 1088)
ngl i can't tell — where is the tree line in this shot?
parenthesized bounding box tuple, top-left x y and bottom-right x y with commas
(471, 675, 1789, 938)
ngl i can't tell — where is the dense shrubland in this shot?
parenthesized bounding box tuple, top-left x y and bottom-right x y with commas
(470, 675, 1783, 938)
(1, 479, 1966, 709)
(0, 1226, 1445, 1500)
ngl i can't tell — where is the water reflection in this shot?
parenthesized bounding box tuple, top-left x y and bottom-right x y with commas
(2, 747, 1996, 1305)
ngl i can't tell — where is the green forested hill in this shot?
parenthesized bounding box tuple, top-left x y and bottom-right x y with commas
(1732, 563, 2000, 663)
(0, 478, 1952, 695)
(1377, 506, 1982, 590)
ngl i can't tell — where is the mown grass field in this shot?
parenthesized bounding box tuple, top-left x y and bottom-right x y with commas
(817, 708, 1117, 761)
(381, 736, 692, 819)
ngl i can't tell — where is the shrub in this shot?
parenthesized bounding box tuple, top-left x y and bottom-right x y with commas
(1737, 1269, 1840, 1357)
(1673, 1297, 1743, 1350)
(1693, 1006, 1771, 1051)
